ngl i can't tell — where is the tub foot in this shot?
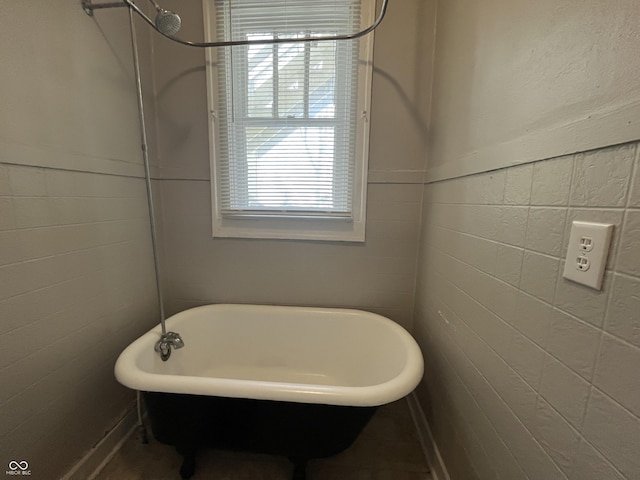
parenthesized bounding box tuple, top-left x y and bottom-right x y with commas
(177, 447, 196, 479)
(289, 457, 307, 480)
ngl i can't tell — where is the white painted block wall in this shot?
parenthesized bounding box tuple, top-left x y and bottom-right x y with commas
(0, 2, 160, 478)
(414, 143, 640, 480)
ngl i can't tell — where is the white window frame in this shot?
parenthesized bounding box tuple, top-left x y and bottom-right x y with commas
(203, 0, 374, 242)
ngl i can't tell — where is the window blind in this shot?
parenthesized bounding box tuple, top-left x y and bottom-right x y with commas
(214, 0, 362, 218)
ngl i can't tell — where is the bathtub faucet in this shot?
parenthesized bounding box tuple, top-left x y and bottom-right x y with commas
(154, 331, 184, 361)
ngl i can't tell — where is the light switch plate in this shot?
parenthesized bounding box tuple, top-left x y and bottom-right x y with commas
(562, 221, 613, 290)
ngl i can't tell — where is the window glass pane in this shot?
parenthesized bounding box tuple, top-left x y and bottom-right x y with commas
(244, 125, 342, 210)
(309, 40, 337, 119)
(213, 0, 364, 219)
(247, 34, 274, 118)
(277, 37, 306, 119)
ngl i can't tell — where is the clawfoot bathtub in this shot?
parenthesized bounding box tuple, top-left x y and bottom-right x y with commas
(115, 304, 424, 479)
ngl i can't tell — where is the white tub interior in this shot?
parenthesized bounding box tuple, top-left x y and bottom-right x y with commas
(116, 304, 424, 406)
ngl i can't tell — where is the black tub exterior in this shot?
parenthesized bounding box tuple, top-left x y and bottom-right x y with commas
(143, 392, 377, 479)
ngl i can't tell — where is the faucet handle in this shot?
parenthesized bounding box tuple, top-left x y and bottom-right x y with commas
(154, 338, 172, 361)
(165, 331, 185, 349)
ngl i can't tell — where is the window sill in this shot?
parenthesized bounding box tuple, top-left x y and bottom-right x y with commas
(212, 215, 366, 242)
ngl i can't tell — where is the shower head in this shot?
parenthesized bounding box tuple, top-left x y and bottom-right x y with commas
(145, 0, 180, 37)
(154, 8, 181, 37)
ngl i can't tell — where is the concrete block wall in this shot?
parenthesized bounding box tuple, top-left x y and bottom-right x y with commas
(0, 2, 160, 478)
(0, 166, 158, 478)
(413, 142, 640, 480)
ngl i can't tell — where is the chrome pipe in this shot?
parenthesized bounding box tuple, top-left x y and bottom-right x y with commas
(81, 0, 127, 16)
(84, 0, 389, 47)
(146, 0, 162, 11)
(128, 8, 167, 335)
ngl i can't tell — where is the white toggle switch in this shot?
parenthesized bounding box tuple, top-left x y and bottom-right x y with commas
(563, 221, 613, 290)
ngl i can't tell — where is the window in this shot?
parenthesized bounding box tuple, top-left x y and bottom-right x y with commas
(204, 0, 374, 241)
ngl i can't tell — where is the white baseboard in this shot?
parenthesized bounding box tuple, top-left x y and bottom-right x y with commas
(61, 406, 138, 480)
(407, 392, 450, 480)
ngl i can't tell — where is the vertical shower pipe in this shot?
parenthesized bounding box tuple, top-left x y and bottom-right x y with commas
(128, 6, 166, 440)
(128, 7, 166, 330)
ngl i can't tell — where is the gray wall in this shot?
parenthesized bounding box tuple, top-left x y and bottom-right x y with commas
(424, 0, 640, 181)
(415, 144, 640, 480)
(5, 1, 638, 479)
(152, 0, 435, 329)
(414, 0, 640, 478)
(0, 2, 159, 478)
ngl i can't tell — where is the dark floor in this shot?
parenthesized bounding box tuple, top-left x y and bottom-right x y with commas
(94, 399, 432, 480)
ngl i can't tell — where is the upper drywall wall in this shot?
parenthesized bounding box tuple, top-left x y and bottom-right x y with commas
(0, 2, 150, 177)
(426, 0, 640, 181)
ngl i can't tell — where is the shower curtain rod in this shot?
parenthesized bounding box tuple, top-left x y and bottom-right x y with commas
(82, 0, 389, 48)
